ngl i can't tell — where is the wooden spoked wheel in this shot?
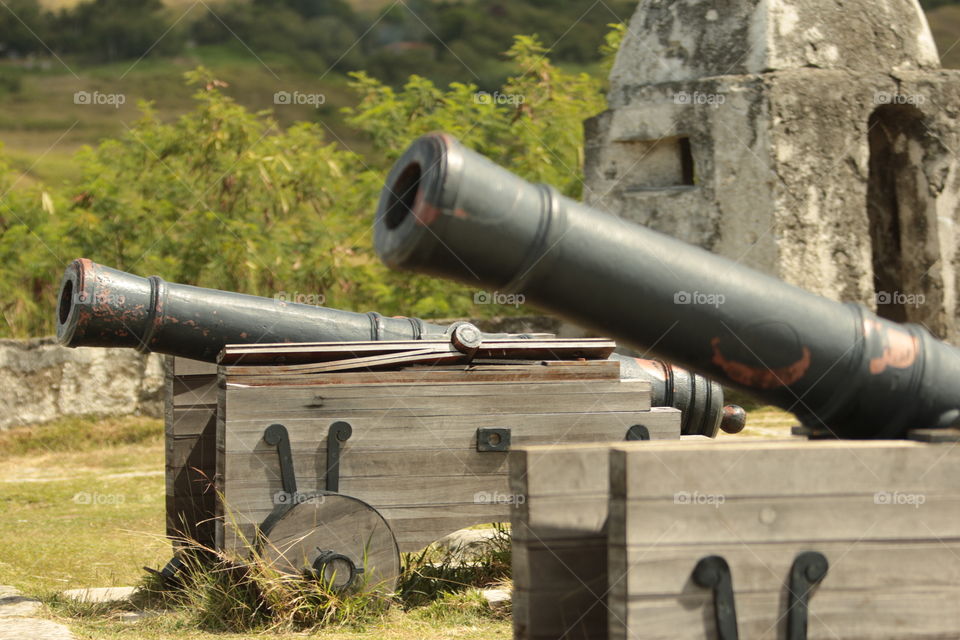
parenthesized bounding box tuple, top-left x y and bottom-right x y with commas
(258, 492, 400, 594)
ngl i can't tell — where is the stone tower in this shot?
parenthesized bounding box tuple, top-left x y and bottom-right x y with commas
(584, 0, 960, 343)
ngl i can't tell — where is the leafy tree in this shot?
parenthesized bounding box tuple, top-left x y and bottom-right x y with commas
(0, 31, 617, 337)
(0, 0, 51, 57)
(52, 0, 184, 62)
(345, 35, 606, 197)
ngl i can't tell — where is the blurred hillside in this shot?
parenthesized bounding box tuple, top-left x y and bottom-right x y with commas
(1, 0, 958, 187)
(0, 0, 635, 186)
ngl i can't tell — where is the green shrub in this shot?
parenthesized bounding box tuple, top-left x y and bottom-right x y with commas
(0, 32, 615, 338)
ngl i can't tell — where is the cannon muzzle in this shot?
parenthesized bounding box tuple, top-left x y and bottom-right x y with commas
(374, 133, 960, 439)
(57, 258, 446, 362)
(55, 258, 741, 436)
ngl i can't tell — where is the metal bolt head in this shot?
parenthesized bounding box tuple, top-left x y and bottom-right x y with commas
(451, 322, 483, 352)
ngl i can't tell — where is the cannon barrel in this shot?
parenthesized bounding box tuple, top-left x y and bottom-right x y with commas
(374, 133, 960, 439)
(56, 258, 448, 361)
(55, 258, 743, 436)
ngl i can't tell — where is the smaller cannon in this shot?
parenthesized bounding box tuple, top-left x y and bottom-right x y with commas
(55, 258, 744, 437)
(54, 262, 735, 590)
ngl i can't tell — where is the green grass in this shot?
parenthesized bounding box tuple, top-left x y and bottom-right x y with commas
(62, 608, 509, 640)
(0, 414, 162, 458)
(0, 414, 512, 639)
(0, 416, 167, 594)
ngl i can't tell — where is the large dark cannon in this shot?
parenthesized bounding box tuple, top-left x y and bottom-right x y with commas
(55, 258, 742, 436)
(373, 133, 960, 440)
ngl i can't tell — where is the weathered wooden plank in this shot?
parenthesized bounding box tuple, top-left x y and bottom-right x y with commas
(222, 410, 673, 454)
(221, 380, 651, 419)
(379, 504, 511, 552)
(511, 441, 630, 499)
(610, 494, 960, 545)
(226, 473, 521, 508)
(172, 357, 217, 376)
(168, 405, 216, 437)
(609, 440, 960, 499)
(607, 589, 960, 640)
(224, 448, 510, 486)
(168, 464, 217, 497)
(214, 379, 228, 549)
(510, 443, 621, 640)
(172, 375, 219, 406)
(224, 359, 621, 385)
(226, 378, 647, 398)
(223, 392, 649, 417)
(165, 356, 219, 546)
(167, 433, 217, 470)
(608, 540, 960, 596)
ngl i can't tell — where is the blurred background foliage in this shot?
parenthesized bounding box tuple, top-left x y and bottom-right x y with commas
(0, 31, 617, 336)
(0, 0, 636, 85)
(0, 0, 958, 337)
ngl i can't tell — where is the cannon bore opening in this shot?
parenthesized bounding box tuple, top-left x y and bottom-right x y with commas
(385, 162, 421, 229)
(58, 278, 73, 325)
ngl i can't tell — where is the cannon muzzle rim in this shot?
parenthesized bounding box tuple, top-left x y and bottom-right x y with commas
(374, 132, 463, 270)
(56, 258, 94, 346)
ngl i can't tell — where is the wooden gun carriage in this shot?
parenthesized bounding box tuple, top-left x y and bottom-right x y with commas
(166, 333, 682, 589)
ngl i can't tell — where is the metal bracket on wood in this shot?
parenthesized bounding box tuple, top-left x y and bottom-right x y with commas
(786, 551, 829, 640)
(264, 423, 298, 495)
(626, 424, 650, 441)
(326, 421, 353, 492)
(476, 427, 511, 452)
(309, 548, 364, 591)
(692, 555, 739, 640)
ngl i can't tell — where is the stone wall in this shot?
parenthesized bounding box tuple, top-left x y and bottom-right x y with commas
(0, 316, 582, 430)
(0, 338, 164, 430)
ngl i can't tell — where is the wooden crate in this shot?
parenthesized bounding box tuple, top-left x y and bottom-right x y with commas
(164, 338, 686, 556)
(215, 358, 681, 554)
(607, 440, 960, 639)
(510, 436, 704, 640)
(163, 356, 218, 547)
